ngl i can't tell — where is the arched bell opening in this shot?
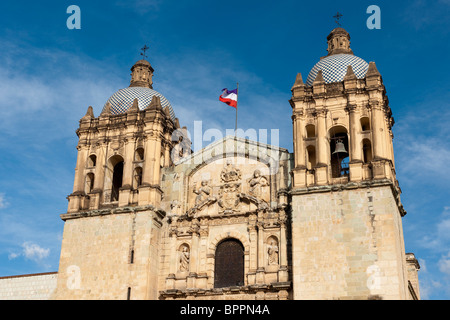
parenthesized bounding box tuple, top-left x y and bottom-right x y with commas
(133, 167, 143, 189)
(360, 117, 371, 132)
(85, 173, 95, 194)
(329, 126, 349, 178)
(135, 147, 144, 161)
(362, 138, 373, 163)
(306, 145, 316, 170)
(87, 154, 97, 167)
(107, 155, 124, 202)
(305, 124, 316, 138)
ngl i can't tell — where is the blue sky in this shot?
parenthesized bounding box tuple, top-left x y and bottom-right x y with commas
(0, 0, 449, 299)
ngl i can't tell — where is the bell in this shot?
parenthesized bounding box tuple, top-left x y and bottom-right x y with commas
(333, 139, 347, 155)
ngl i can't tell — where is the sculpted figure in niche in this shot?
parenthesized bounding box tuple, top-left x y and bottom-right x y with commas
(267, 239, 279, 265)
(179, 245, 190, 272)
(249, 169, 268, 198)
(193, 180, 211, 205)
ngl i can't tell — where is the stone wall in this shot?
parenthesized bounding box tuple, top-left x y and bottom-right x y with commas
(52, 206, 164, 300)
(291, 183, 409, 300)
(0, 272, 57, 300)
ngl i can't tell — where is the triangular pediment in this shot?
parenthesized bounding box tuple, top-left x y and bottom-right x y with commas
(173, 135, 289, 175)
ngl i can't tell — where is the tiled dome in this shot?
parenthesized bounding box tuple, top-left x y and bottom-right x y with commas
(103, 87, 175, 120)
(305, 54, 369, 87)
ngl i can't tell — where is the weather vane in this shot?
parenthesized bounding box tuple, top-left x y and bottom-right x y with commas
(140, 45, 149, 60)
(333, 12, 343, 26)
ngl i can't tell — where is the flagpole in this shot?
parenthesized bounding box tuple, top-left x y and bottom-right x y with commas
(235, 82, 239, 136)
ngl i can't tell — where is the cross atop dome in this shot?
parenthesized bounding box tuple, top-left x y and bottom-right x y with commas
(141, 45, 149, 60)
(333, 12, 343, 26)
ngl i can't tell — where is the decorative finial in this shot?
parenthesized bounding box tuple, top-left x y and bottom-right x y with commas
(333, 12, 343, 26)
(140, 45, 149, 60)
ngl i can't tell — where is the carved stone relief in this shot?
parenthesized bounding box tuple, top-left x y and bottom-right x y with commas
(187, 158, 272, 216)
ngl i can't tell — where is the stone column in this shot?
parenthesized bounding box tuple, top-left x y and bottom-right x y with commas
(152, 135, 162, 184)
(247, 216, 258, 285)
(315, 108, 328, 185)
(119, 137, 135, 206)
(165, 226, 177, 290)
(292, 110, 308, 188)
(348, 105, 361, 161)
(139, 130, 162, 206)
(370, 100, 385, 160)
(90, 143, 107, 208)
(67, 145, 89, 212)
(348, 105, 363, 181)
(370, 100, 390, 179)
(197, 226, 209, 289)
(256, 218, 265, 284)
(293, 112, 306, 168)
(278, 211, 289, 282)
(142, 134, 156, 185)
(187, 228, 199, 289)
(72, 146, 88, 194)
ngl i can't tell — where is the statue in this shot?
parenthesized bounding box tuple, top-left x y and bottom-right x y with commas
(179, 245, 190, 272)
(267, 239, 279, 265)
(249, 169, 268, 198)
(193, 180, 211, 205)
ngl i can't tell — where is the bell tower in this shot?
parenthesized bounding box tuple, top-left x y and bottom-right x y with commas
(289, 28, 414, 300)
(53, 56, 184, 300)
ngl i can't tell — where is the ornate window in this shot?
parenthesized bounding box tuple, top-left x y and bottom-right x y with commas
(214, 239, 244, 288)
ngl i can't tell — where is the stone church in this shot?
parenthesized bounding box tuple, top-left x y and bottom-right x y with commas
(5, 27, 422, 300)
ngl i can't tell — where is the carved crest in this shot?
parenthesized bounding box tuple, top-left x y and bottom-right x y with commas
(218, 161, 241, 213)
(220, 161, 241, 183)
(218, 182, 241, 212)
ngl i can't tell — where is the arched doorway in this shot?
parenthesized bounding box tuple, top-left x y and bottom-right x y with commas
(214, 239, 244, 288)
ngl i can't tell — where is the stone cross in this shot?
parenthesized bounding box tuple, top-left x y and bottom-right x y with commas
(141, 45, 149, 60)
(333, 12, 343, 26)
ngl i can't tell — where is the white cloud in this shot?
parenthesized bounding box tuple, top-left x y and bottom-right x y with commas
(0, 193, 8, 209)
(438, 252, 450, 276)
(0, 41, 123, 140)
(22, 242, 50, 262)
(417, 207, 450, 251)
(8, 242, 50, 264)
(7, 252, 19, 260)
(394, 106, 450, 187)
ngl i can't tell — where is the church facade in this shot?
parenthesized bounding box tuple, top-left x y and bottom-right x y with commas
(49, 27, 420, 300)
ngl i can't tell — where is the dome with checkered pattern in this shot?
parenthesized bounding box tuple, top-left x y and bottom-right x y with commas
(102, 86, 175, 121)
(305, 53, 369, 87)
